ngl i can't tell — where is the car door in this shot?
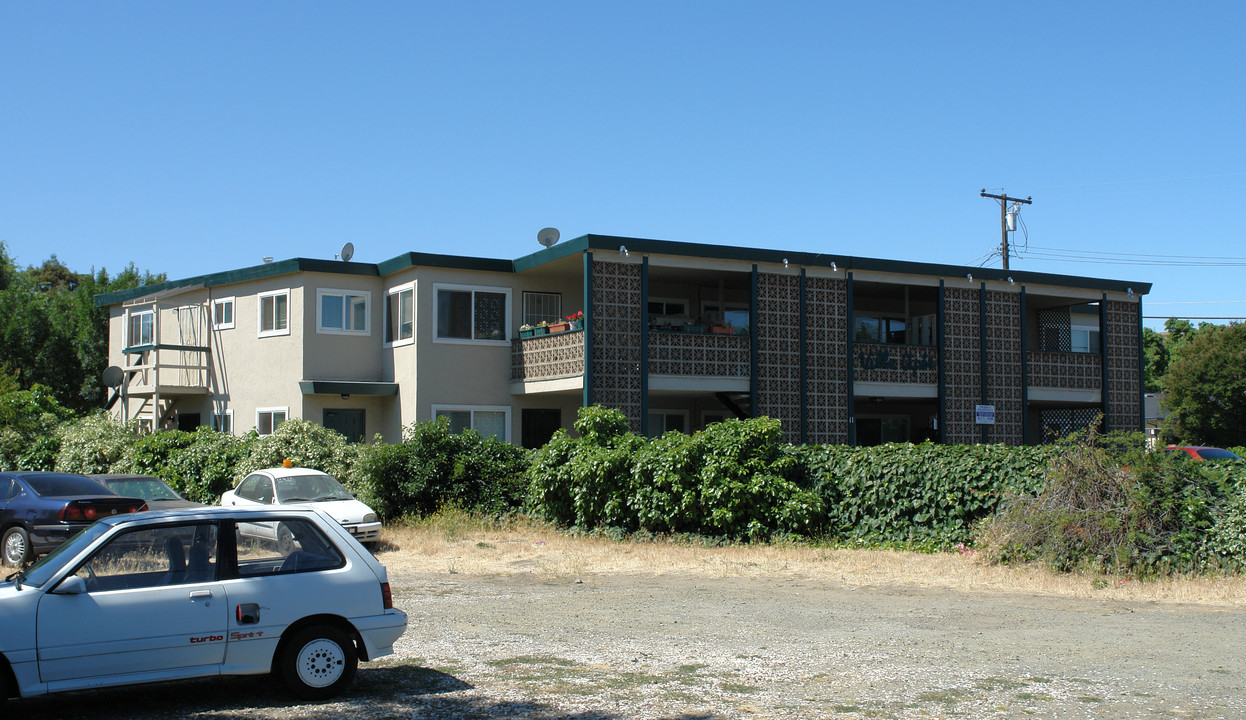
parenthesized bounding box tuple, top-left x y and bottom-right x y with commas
(229, 475, 278, 543)
(35, 522, 229, 686)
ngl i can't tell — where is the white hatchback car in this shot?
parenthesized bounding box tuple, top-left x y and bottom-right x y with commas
(0, 505, 407, 708)
(222, 467, 383, 549)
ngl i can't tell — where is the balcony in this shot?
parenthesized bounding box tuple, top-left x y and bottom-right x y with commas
(511, 329, 585, 392)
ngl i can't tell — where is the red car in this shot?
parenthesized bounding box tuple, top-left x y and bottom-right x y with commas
(1165, 446, 1242, 461)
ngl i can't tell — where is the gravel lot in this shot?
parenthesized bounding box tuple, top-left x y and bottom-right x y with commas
(15, 562, 1246, 719)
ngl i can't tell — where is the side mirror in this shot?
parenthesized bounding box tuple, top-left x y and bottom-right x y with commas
(55, 575, 88, 595)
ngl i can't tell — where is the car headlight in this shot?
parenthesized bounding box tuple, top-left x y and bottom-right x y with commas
(363, 513, 378, 524)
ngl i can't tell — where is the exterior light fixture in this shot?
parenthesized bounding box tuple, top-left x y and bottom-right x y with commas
(1007, 277, 1014, 285)
(783, 258, 789, 268)
(831, 262, 837, 271)
(966, 273, 973, 282)
(619, 245, 629, 257)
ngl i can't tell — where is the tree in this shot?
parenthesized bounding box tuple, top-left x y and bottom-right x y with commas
(1142, 327, 1168, 393)
(0, 241, 164, 414)
(1161, 322, 1246, 448)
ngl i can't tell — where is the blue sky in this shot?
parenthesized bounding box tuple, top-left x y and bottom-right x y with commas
(3, 2, 1243, 329)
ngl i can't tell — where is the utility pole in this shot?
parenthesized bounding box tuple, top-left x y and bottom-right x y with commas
(980, 190, 1032, 271)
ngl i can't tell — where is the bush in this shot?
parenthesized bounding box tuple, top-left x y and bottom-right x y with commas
(234, 420, 363, 489)
(531, 409, 822, 541)
(113, 427, 252, 504)
(357, 417, 529, 520)
(975, 431, 1239, 575)
(54, 412, 139, 474)
(0, 384, 72, 470)
(527, 406, 643, 531)
(800, 442, 1055, 548)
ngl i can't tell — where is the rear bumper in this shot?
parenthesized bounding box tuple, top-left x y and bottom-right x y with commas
(353, 609, 408, 660)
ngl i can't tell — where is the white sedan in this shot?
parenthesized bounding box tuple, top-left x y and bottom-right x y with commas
(222, 467, 383, 549)
(0, 505, 407, 708)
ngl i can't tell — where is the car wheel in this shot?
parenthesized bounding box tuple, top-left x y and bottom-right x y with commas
(279, 625, 358, 699)
(276, 523, 295, 555)
(2, 527, 30, 568)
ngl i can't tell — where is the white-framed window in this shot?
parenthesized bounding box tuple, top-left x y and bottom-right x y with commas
(385, 283, 415, 347)
(213, 297, 235, 330)
(433, 405, 510, 441)
(256, 407, 288, 436)
(647, 410, 689, 437)
(213, 409, 234, 434)
(128, 309, 154, 347)
(434, 284, 510, 344)
(1071, 324, 1101, 354)
(258, 290, 290, 338)
(317, 289, 370, 335)
(522, 291, 562, 327)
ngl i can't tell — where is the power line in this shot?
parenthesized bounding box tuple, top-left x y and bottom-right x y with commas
(1025, 245, 1246, 261)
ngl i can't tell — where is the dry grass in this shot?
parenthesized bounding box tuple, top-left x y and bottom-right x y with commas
(372, 512, 1246, 608)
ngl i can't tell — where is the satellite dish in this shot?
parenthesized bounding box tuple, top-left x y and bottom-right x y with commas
(102, 365, 123, 389)
(340, 242, 354, 262)
(537, 227, 560, 248)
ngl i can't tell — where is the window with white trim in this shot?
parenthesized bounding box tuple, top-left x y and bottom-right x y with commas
(317, 289, 370, 335)
(522, 291, 562, 327)
(258, 290, 290, 338)
(385, 284, 415, 346)
(256, 407, 288, 436)
(435, 284, 509, 343)
(433, 405, 510, 441)
(128, 309, 154, 347)
(213, 409, 234, 434)
(1071, 325, 1101, 354)
(213, 297, 235, 330)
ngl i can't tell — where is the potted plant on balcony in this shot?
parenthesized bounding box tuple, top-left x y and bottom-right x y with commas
(708, 320, 732, 334)
(566, 310, 585, 330)
(683, 317, 704, 334)
(519, 323, 535, 339)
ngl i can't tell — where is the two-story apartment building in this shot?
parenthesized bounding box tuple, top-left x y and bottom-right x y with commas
(96, 234, 1150, 447)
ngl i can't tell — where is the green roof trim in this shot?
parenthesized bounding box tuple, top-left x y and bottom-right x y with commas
(95, 258, 379, 306)
(298, 380, 399, 396)
(96, 233, 1151, 307)
(376, 251, 513, 276)
(517, 234, 1151, 295)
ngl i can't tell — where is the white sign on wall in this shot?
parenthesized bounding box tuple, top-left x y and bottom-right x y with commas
(975, 405, 996, 425)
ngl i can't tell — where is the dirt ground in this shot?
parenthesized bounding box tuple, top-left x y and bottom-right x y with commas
(14, 523, 1246, 719)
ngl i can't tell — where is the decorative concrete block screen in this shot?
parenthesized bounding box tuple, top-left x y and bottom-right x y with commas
(757, 272, 803, 443)
(804, 275, 848, 444)
(941, 286, 981, 444)
(984, 290, 1023, 445)
(1104, 299, 1141, 432)
(591, 260, 643, 432)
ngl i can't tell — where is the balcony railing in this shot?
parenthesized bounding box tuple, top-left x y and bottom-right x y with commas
(122, 343, 211, 395)
(649, 332, 749, 377)
(511, 330, 585, 382)
(1027, 351, 1102, 390)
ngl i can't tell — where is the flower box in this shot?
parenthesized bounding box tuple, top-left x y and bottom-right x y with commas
(709, 326, 732, 334)
(548, 322, 571, 333)
(519, 328, 535, 339)
(683, 325, 704, 334)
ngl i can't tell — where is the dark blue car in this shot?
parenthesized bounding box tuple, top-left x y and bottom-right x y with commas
(1, 472, 147, 567)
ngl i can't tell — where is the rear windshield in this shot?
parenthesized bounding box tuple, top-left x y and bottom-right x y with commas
(25, 475, 113, 497)
(1196, 448, 1241, 461)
